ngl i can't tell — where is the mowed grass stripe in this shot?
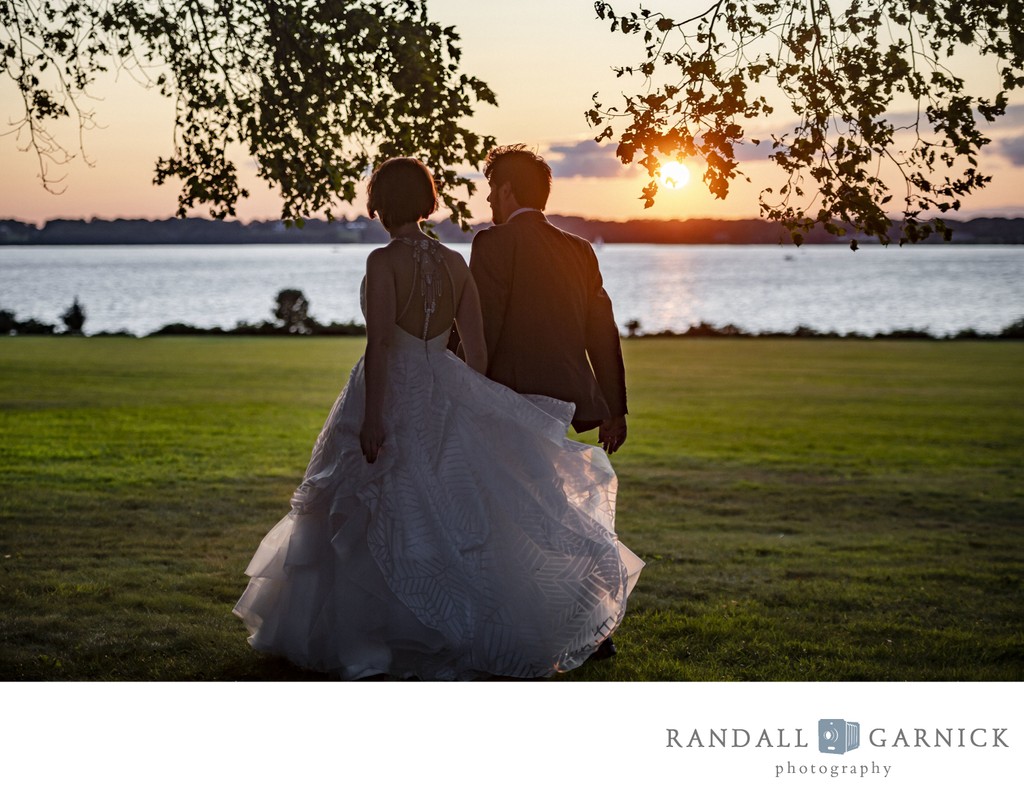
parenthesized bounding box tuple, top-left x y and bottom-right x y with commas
(1, 337, 1021, 680)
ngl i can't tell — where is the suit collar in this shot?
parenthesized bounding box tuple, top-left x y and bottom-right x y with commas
(504, 209, 546, 225)
(507, 207, 542, 221)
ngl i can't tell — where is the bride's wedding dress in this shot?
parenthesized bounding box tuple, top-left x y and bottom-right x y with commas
(233, 239, 643, 680)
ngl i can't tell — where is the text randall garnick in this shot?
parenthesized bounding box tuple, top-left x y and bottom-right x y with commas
(667, 729, 809, 748)
(666, 728, 1009, 748)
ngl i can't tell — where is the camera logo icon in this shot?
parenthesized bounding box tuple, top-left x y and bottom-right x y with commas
(819, 719, 860, 755)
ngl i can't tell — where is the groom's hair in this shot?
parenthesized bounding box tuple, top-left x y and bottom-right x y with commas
(484, 145, 552, 209)
(367, 157, 439, 228)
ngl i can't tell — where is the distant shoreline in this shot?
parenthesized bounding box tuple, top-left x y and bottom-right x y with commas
(2, 215, 1023, 246)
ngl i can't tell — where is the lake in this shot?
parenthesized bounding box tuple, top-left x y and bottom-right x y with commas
(1, 243, 1021, 336)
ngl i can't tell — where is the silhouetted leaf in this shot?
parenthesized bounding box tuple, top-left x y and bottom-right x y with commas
(589, 0, 1023, 246)
(3, 1, 497, 229)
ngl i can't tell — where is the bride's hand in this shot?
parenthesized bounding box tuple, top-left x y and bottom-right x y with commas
(360, 416, 386, 463)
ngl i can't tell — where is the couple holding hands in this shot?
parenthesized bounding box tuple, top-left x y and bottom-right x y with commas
(234, 144, 643, 680)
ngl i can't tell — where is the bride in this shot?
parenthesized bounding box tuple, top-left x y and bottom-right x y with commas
(233, 157, 643, 680)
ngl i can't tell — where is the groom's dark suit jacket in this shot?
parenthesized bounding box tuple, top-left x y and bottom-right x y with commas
(456, 210, 627, 432)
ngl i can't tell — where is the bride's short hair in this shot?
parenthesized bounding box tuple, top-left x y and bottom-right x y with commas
(367, 157, 438, 228)
(484, 145, 552, 210)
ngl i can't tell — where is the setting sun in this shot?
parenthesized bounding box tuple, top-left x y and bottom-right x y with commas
(656, 161, 691, 189)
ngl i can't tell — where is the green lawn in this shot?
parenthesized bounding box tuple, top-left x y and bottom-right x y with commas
(1, 336, 1021, 680)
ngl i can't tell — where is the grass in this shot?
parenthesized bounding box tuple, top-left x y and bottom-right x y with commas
(1, 336, 1021, 680)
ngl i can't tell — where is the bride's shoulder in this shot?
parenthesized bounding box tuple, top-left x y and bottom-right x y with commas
(365, 244, 398, 277)
(440, 246, 470, 286)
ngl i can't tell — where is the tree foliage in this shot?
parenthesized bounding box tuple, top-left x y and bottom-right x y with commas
(1, 1, 496, 227)
(589, 1, 1024, 245)
(60, 295, 86, 333)
(273, 288, 311, 333)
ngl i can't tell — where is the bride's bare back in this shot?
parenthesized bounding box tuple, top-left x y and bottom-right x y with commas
(387, 236, 468, 340)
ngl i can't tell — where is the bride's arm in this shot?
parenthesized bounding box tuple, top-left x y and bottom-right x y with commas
(361, 248, 396, 463)
(455, 272, 487, 375)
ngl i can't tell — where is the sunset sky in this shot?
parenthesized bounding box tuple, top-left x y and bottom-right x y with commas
(2, 0, 1023, 225)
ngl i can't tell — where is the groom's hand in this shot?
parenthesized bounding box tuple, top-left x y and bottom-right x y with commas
(599, 415, 627, 454)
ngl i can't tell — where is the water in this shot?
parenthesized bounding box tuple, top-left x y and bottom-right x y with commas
(1, 243, 1021, 336)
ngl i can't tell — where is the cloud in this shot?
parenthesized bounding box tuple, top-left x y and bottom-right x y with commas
(550, 136, 776, 173)
(731, 139, 778, 161)
(998, 134, 1024, 166)
(993, 103, 1024, 129)
(548, 140, 627, 178)
(548, 104, 1024, 173)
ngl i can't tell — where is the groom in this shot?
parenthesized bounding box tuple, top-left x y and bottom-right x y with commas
(454, 144, 628, 454)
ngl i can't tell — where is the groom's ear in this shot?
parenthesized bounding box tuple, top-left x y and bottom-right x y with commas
(499, 181, 519, 208)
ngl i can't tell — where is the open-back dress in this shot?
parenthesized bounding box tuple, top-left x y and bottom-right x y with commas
(233, 237, 643, 679)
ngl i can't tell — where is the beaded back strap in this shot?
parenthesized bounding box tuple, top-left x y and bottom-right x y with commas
(395, 237, 450, 340)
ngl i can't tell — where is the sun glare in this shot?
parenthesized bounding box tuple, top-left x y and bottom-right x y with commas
(657, 161, 691, 190)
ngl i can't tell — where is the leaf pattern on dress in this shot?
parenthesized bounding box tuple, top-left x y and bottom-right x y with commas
(234, 325, 643, 679)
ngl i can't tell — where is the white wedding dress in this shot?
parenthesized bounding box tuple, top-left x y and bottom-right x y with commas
(233, 239, 643, 680)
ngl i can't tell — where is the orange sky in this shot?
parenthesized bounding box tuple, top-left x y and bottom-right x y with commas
(2, 0, 1023, 225)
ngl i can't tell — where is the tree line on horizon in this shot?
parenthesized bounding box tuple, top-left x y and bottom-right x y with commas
(2, 215, 1023, 247)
